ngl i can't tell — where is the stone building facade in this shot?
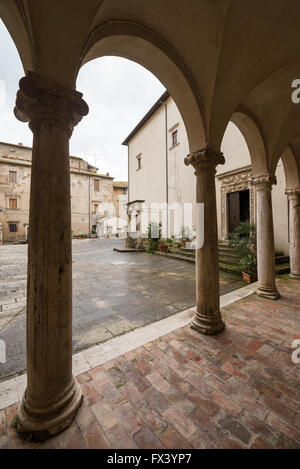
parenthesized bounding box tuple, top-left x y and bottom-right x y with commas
(123, 93, 289, 254)
(0, 141, 127, 243)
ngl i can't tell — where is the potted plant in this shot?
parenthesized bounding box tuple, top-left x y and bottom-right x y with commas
(229, 221, 257, 284)
(178, 226, 193, 247)
(240, 253, 257, 284)
(90, 228, 97, 238)
(158, 239, 168, 252)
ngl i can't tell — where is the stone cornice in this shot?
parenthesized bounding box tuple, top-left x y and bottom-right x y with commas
(14, 72, 89, 136)
(0, 157, 113, 179)
(217, 165, 252, 180)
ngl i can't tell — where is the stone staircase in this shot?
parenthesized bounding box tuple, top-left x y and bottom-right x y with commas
(156, 241, 290, 275)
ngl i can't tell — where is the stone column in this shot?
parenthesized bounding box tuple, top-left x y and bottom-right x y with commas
(184, 147, 225, 334)
(252, 175, 280, 299)
(286, 187, 300, 279)
(14, 72, 88, 439)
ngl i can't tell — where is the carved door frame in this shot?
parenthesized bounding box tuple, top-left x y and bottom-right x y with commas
(218, 167, 256, 240)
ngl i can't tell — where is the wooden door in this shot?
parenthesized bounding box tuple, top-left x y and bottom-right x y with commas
(227, 191, 240, 234)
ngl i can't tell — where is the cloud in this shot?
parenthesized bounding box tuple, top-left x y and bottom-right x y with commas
(0, 20, 166, 181)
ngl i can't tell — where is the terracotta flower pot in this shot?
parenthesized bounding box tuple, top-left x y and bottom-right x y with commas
(242, 271, 257, 284)
(159, 244, 168, 252)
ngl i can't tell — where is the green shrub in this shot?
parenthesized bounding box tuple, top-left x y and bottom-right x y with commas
(229, 221, 257, 274)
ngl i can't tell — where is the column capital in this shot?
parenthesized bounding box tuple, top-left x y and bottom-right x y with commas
(14, 72, 89, 136)
(251, 174, 277, 190)
(285, 187, 300, 200)
(184, 146, 225, 174)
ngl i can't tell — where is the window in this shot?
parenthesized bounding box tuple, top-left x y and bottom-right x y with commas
(137, 155, 142, 170)
(9, 198, 17, 209)
(93, 203, 99, 213)
(94, 179, 100, 191)
(9, 171, 17, 183)
(172, 130, 178, 146)
(9, 223, 17, 233)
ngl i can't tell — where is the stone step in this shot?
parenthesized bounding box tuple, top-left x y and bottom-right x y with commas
(219, 262, 241, 275)
(275, 263, 290, 275)
(219, 245, 236, 252)
(275, 255, 290, 265)
(157, 249, 290, 276)
(154, 251, 195, 264)
(219, 256, 240, 266)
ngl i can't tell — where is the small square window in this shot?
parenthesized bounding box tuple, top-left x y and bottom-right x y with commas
(94, 179, 100, 191)
(9, 171, 17, 183)
(172, 130, 178, 146)
(93, 203, 99, 213)
(9, 223, 17, 233)
(9, 198, 17, 209)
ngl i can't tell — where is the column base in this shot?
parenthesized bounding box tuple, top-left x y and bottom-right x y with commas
(190, 310, 225, 335)
(17, 376, 83, 441)
(256, 285, 280, 300)
(289, 273, 300, 280)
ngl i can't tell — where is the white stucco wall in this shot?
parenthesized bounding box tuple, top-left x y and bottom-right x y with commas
(127, 98, 289, 254)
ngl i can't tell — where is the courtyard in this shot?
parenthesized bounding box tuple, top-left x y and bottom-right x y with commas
(0, 238, 245, 381)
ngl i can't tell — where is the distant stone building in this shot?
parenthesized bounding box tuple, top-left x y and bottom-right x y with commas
(0, 141, 127, 243)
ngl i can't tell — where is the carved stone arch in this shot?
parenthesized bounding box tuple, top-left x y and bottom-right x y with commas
(78, 20, 206, 152)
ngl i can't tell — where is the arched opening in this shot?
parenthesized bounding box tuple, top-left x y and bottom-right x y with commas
(0, 18, 33, 381)
(218, 121, 253, 240)
(79, 21, 206, 152)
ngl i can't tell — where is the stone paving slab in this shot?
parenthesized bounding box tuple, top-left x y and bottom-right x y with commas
(0, 239, 245, 381)
(0, 278, 299, 449)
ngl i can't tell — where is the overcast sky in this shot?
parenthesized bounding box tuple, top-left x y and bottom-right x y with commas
(0, 20, 165, 181)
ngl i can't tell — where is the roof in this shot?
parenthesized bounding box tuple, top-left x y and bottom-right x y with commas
(0, 141, 114, 179)
(113, 181, 128, 188)
(0, 141, 32, 151)
(122, 90, 169, 145)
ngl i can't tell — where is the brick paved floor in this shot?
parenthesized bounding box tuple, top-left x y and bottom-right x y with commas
(0, 277, 299, 449)
(0, 238, 244, 380)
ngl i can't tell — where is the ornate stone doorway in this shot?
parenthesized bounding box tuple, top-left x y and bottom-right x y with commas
(218, 166, 256, 240)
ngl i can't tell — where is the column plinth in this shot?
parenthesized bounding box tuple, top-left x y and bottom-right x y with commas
(251, 175, 280, 300)
(286, 187, 300, 280)
(185, 147, 225, 335)
(14, 72, 88, 440)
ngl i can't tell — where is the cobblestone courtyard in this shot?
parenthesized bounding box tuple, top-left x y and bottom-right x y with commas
(0, 238, 244, 381)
